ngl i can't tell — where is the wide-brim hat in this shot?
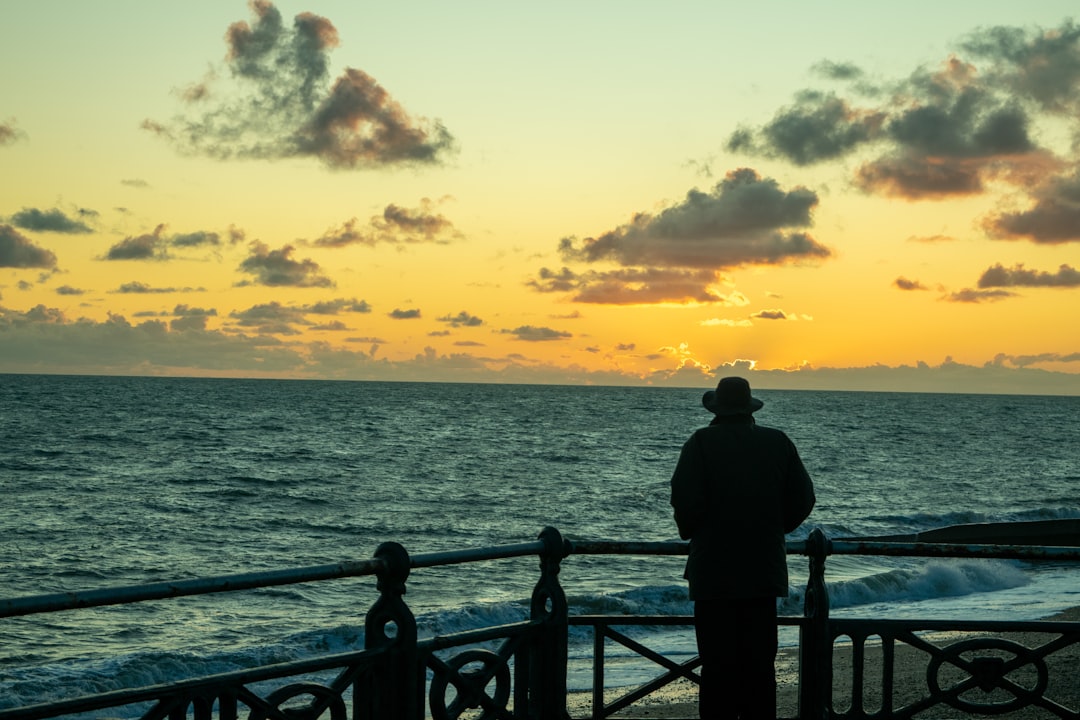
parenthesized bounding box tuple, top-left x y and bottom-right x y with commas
(702, 376, 764, 415)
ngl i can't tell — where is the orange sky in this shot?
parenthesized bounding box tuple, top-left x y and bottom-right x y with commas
(2, 1, 1080, 394)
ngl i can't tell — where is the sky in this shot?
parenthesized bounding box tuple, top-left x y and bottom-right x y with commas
(3, 1, 1080, 395)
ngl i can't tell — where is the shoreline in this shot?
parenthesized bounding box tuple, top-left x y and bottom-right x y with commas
(566, 606, 1080, 719)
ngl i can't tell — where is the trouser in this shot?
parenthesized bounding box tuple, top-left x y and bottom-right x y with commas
(694, 597, 778, 720)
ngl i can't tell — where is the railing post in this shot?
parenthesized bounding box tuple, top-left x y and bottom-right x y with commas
(529, 526, 572, 719)
(359, 541, 421, 720)
(799, 528, 832, 720)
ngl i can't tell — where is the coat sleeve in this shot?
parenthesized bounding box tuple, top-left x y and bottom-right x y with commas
(782, 438, 816, 534)
(670, 434, 708, 541)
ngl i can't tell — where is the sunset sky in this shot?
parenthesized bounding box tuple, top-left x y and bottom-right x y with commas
(3, 1, 1080, 394)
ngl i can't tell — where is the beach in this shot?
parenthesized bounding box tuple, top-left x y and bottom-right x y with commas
(566, 607, 1080, 719)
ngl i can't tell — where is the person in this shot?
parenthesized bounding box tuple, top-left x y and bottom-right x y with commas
(670, 376, 815, 720)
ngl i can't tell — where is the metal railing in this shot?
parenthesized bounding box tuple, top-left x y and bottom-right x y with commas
(1, 527, 1079, 719)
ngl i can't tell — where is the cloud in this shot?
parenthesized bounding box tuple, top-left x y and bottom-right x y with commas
(389, 308, 421, 319)
(751, 309, 789, 320)
(942, 288, 1014, 303)
(977, 263, 1080, 288)
(10, 208, 93, 234)
(0, 119, 25, 146)
(173, 304, 218, 317)
(103, 225, 168, 260)
(558, 168, 828, 272)
(0, 225, 58, 268)
(299, 298, 371, 314)
(231, 301, 309, 334)
(437, 311, 483, 327)
(894, 276, 929, 290)
(500, 325, 572, 341)
(989, 351, 1080, 368)
(529, 266, 740, 305)
(701, 317, 753, 328)
(121, 178, 151, 189)
(983, 170, 1080, 243)
(55, 285, 85, 296)
(112, 281, 204, 294)
(310, 199, 461, 247)
(145, 1, 454, 170)
(102, 224, 245, 260)
(728, 23, 1080, 200)
(0, 305, 306, 373)
(727, 92, 886, 165)
(237, 241, 333, 287)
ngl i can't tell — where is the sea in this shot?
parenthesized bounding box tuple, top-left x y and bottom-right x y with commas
(1, 374, 1079, 714)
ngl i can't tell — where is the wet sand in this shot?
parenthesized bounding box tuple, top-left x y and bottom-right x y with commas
(566, 607, 1080, 719)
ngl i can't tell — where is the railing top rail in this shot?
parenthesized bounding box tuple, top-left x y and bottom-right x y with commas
(0, 539, 551, 620)
(5, 531, 1079, 620)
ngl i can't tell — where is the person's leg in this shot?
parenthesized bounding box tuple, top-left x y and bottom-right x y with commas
(732, 597, 778, 720)
(694, 599, 739, 719)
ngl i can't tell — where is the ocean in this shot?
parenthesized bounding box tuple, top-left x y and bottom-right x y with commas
(1, 374, 1079, 712)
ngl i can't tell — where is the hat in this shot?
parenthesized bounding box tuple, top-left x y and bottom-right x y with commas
(702, 376, 764, 415)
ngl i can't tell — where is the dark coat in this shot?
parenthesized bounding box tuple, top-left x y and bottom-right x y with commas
(670, 417, 815, 600)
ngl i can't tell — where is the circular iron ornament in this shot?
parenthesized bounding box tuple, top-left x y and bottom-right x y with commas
(248, 682, 348, 720)
(429, 649, 512, 720)
(926, 637, 1048, 715)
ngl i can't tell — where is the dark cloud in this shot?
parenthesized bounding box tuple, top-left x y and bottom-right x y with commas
(751, 309, 788, 320)
(121, 178, 150, 189)
(729, 26, 1080, 200)
(113, 281, 204, 294)
(0, 225, 58, 268)
(727, 93, 885, 165)
(894, 277, 929, 291)
(145, 1, 454, 170)
(104, 225, 168, 261)
(942, 288, 1014, 303)
(558, 169, 828, 271)
(500, 325, 572, 341)
(300, 298, 371, 314)
(170, 315, 209, 331)
(10, 208, 93, 234)
(237, 241, 333, 287)
(977, 263, 1080, 288)
(0, 119, 24, 146)
(312, 320, 348, 331)
(231, 301, 309, 335)
(983, 170, 1080, 243)
(0, 305, 307, 373)
(55, 285, 85, 296)
(437, 311, 482, 327)
(389, 308, 421, 319)
(530, 266, 733, 305)
(103, 224, 244, 259)
(311, 200, 461, 248)
(173, 304, 218, 317)
(989, 351, 1080, 368)
(959, 21, 1080, 114)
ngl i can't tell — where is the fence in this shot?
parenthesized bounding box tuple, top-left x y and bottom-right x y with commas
(1, 526, 1079, 720)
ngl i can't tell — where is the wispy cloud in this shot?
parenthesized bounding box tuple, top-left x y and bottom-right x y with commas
(0, 119, 25, 146)
(437, 311, 483, 327)
(943, 288, 1014, 303)
(144, 1, 454, 170)
(310, 199, 462, 248)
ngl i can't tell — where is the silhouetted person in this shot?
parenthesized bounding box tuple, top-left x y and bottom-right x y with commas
(670, 377, 815, 720)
